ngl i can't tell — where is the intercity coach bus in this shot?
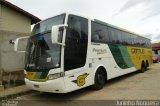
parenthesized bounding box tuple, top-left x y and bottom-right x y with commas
(14, 13, 152, 93)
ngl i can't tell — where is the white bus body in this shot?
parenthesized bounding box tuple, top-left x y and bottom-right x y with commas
(14, 13, 152, 93)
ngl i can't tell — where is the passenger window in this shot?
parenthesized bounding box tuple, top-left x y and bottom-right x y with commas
(108, 27, 116, 43)
(123, 32, 129, 45)
(121, 32, 126, 45)
(91, 22, 109, 43)
(116, 30, 122, 44)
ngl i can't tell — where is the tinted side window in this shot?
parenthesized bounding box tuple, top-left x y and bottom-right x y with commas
(127, 33, 132, 45)
(134, 35, 139, 46)
(121, 32, 126, 45)
(139, 37, 144, 47)
(116, 29, 122, 44)
(91, 22, 109, 43)
(130, 34, 134, 46)
(146, 39, 151, 48)
(108, 28, 122, 44)
(122, 32, 130, 45)
(108, 27, 116, 43)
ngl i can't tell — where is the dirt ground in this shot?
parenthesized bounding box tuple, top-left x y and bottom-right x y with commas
(16, 63, 160, 101)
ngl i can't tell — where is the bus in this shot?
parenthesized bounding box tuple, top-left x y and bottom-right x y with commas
(14, 13, 152, 93)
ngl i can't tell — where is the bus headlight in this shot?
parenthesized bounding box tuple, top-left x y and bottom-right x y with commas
(48, 72, 65, 80)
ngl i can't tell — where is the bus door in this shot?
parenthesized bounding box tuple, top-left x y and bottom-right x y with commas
(63, 15, 89, 91)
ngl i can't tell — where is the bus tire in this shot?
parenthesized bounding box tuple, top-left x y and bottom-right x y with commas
(146, 60, 149, 67)
(92, 68, 105, 90)
(140, 62, 146, 73)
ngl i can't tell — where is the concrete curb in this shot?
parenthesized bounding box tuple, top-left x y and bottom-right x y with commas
(0, 85, 32, 100)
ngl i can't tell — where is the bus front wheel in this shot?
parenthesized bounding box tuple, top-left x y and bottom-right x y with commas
(92, 69, 105, 90)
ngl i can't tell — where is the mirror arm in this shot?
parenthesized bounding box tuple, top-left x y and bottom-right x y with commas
(57, 43, 65, 47)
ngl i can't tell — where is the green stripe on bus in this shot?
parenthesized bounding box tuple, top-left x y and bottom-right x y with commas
(108, 44, 133, 69)
(118, 46, 134, 67)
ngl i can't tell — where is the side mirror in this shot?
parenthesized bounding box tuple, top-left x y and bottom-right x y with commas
(14, 36, 29, 53)
(51, 24, 67, 46)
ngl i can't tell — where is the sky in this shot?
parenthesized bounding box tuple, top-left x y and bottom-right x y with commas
(8, 0, 160, 43)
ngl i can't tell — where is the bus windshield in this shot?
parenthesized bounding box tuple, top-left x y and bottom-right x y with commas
(32, 14, 65, 35)
(25, 14, 65, 71)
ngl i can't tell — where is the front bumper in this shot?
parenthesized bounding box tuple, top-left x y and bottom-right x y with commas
(25, 78, 66, 93)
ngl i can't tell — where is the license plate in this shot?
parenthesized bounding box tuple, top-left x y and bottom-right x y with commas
(34, 84, 39, 88)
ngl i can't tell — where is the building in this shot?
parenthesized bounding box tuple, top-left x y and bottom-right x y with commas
(152, 43, 160, 54)
(152, 43, 160, 50)
(0, 1, 41, 89)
